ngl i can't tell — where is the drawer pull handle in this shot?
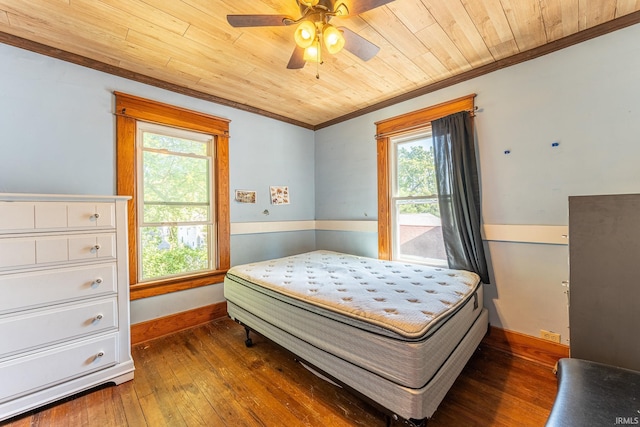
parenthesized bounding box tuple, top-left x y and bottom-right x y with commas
(93, 213, 100, 219)
(91, 278, 103, 288)
(95, 314, 103, 321)
(90, 244, 101, 253)
(95, 351, 105, 361)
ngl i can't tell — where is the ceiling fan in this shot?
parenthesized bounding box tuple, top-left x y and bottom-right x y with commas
(227, 0, 395, 71)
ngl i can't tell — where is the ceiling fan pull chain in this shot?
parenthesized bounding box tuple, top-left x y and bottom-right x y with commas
(316, 35, 321, 79)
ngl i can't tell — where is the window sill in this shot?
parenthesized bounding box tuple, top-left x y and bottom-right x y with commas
(130, 270, 228, 300)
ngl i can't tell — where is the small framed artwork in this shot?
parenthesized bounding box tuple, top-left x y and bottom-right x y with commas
(235, 190, 256, 204)
(270, 186, 290, 205)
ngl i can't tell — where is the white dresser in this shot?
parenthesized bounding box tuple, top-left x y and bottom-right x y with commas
(0, 193, 134, 421)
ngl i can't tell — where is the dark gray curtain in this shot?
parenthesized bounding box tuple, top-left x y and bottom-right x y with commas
(432, 111, 489, 283)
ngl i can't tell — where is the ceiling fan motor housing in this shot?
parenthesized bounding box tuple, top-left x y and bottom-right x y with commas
(297, 0, 337, 14)
(228, 0, 387, 69)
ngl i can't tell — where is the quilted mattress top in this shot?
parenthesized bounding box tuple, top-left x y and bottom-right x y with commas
(226, 250, 480, 338)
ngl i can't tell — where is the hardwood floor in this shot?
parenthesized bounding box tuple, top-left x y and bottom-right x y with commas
(2, 318, 558, 426)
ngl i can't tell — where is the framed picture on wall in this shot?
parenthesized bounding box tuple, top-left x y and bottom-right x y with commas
(270, 186, 289, 205)
(235, 190, 256, 204)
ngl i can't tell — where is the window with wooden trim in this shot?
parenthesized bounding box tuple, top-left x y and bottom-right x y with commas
(115, 92, 230, 300)
(376, 94, 475, 262)
(389, 128, 447, 266)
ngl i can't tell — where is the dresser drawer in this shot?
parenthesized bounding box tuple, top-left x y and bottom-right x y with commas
(0, 201, 115, 233)
(0, 298, 117, 358)
(0, 239, 35, 268)
(0, 233, 116, 269)
(68, 234, 115, 261)
(66, 203, 115, 228)
(0, 203, 34, 231)
(0, 263, 118, 314)
(0, 333, 118, 403)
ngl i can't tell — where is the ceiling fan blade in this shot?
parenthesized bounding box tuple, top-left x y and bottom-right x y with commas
(287, 45, 306, 69)
(342, 0, 395, 16)
(340, 27, 380, 61)
(227, 14, 293, 27)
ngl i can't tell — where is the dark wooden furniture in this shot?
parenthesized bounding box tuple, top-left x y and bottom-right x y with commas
(568, 193, 640, 371)
(546, 358, 640, 427)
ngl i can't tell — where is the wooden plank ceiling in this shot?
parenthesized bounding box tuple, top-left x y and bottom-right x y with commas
(0, 0, 639, 129)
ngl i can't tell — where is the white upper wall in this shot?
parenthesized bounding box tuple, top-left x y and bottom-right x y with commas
(316, 23, 640, 226)
(476, 26, 640, 225)
(0, 42, 316, 325)
(0, 49, 115, 195)
(0, 43, 315, 223)
(315, 23, 640, 341)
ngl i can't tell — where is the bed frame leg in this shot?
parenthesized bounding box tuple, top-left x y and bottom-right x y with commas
(244, 326, 253, 347)
(386, 415, 428, 427)
(409, 418, 427, 427)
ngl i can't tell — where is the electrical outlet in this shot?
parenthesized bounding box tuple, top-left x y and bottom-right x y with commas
(540, 330, 561, 343)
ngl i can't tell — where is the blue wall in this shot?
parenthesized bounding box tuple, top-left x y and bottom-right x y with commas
(3, 22, 640, 338)
(314, 23, 640, 341)
(0, 43, 316, 323)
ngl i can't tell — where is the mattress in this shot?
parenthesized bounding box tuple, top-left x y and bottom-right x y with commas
(224, 250, 484, 390)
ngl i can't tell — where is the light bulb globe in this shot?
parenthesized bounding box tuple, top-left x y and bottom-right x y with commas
(323, 25, 345, 54)
(294, 21, 317, 49)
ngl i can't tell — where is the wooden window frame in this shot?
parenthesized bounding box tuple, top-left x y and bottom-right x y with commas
(115, 92, 230, 300)
(375, 94, 475, 260)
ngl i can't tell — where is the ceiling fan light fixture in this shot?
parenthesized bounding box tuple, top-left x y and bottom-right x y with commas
(323, 25, 345, 54)
(303, 40, 322, 63)
(294, 20, 317, 48)
(334, 3, 349, 16)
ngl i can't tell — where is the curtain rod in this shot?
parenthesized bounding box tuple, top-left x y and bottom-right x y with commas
(375, 106, 480, 140)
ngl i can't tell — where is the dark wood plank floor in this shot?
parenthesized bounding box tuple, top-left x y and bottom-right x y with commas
(2, 318, 558, 426)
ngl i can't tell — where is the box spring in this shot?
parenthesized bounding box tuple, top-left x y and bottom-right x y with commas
(225, 274, 483, 389)
(224, 251, 488, 421)
(227, 301, 488, 420)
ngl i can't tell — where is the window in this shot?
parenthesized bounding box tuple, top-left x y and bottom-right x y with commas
(115, 92, 230, 300)
(376, 94, 475, 262)
(390, 129, 446, 266)
(137, 122, 215, 281)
